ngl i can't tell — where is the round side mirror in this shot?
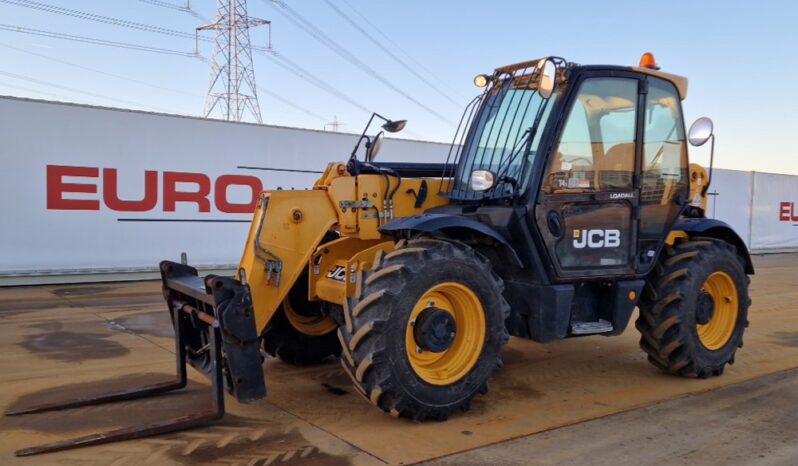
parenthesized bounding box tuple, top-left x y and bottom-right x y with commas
(367, 131, 384, 161)
(688, 117, 714, 147)
(470, 169, 495, 192)
(536, 59, 556, 99)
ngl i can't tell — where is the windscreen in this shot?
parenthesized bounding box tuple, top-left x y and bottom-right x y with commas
(442, 69, 555, 200)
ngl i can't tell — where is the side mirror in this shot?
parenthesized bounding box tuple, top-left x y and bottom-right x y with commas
(470, 169, 495, 192)
(536, 59, 556, 99)
(367, 131, 384, 161)
(688, 117, 714, 146)
(381, 119, 406, 133)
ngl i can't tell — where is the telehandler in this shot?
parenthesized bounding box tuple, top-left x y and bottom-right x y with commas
(11, 53, 753, 456)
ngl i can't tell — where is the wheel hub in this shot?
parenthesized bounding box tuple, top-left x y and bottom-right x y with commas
(696, 291, 715, 325)
(413, 307, 456, 353)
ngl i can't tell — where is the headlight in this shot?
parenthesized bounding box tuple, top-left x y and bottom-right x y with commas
(470, 170, 495, 191)
(473, 74, 489, 88)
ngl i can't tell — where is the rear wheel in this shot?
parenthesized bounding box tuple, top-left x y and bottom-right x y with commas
(262, 275, 340, 365)
(636, 237, 750, 378)
(338, 238, 510, 421)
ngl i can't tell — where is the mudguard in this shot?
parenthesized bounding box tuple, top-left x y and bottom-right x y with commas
(379, 213, 523, 266)
(672, 217, 755, 274)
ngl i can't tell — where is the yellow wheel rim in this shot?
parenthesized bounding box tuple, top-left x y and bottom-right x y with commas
(696, 271, 738, 350)
(405, 282, 486, 386)
(283, 297, 337, 336)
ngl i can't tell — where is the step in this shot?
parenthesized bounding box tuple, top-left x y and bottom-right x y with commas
(570, 319, 614, 335)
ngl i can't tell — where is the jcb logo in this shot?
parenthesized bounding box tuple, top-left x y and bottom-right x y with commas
(573, 229, 621, 249)
(326, 265, 346, 282)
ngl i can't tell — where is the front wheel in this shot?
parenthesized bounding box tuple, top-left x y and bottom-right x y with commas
(338, 238, 510, 421)
(262, 275, 340, 365)
(636, 237, 751, 378)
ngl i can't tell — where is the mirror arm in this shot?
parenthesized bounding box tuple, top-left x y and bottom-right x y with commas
(350, 113, 380, 161)
(701, 134, 715, 196)
(351, 134, 371, 161)
(372, 113, 390, 124)
(350, 112, 395, 161)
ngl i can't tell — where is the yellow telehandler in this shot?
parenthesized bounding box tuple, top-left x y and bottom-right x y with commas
(11, 53, 752, 456)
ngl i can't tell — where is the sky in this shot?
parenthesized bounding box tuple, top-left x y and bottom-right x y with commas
(0, 0, 796, 174)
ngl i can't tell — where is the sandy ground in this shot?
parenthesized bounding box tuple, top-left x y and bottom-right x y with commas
(0, 253, 795, 465)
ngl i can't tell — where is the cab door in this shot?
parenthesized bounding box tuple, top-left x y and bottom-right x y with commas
(534, 72, 644, 279)
(636, 77, 690, 273)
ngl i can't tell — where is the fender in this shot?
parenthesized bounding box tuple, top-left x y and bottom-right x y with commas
(379, 213, 523, 267)
(672, 218, 754, 274)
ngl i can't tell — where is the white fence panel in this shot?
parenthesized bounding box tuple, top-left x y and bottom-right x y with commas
(2, 96, 797, 285)
(750, 172, 798, 251)
(705, 169, 753, 247)
(0, 97, 448, 282)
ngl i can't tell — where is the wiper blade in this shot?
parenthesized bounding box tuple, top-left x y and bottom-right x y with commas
(485, 127, 532, 194)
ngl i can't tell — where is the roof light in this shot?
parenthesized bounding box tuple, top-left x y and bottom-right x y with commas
(473, 74, 489, 88)
(639, 52, 660, 70)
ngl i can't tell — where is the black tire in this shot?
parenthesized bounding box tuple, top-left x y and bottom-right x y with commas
(262, 276, 341, 366)
(636, 237, 751, 378)
(338, 238, 510, 421)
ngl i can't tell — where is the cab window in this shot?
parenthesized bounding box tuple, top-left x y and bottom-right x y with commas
(640, 77, 689, 236)
(544, 77, 638, 193)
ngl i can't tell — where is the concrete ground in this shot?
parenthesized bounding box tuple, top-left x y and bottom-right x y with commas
(423, 368, 798, 466)
(0, 253, 796, 465)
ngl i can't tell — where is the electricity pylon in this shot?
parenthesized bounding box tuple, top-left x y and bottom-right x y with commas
(198, 0, 269, 123)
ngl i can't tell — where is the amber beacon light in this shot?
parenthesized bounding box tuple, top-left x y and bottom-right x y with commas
(639, 52, 660, 70)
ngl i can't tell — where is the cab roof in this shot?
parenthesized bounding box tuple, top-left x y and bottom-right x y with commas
(492, 58, 689, 100)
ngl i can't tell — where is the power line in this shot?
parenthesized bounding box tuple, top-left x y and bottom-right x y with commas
(1, 0, 263, 53)
(0, 42, 333, 123)
(0, 79, 68, 101)
(264, 0, 454, 125)
(0, 0, 373, 116)
(258, 49, 372, 114)
(136, 0, 209, 21)
(0, 0, 200, 40)
(0, 25, 371, 120)
(0, 23, 202, 58)
(339, 0, 465, 100)
(321, 0, 461, 108)
(0, 0, 420, 130)
(0, 69, 171, 112)
(0, 42, 198, 97)
(257, 85, 327, 122)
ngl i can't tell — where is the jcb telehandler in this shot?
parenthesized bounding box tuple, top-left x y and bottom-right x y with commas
(11, 53, 753, 456)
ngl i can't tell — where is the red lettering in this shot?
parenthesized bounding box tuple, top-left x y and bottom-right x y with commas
(46, 165, 100, 210)
(779, 202, 790, 221)
(103, 168, 158, 212)
(781, 202, 795, 222)
(214, 175, 262, 213)
(163, 172, 211, 212)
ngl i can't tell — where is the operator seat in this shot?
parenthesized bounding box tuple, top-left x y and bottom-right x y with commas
(596, 143, 634, 190)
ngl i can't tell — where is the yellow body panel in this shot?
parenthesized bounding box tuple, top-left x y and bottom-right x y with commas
(238, 190, 338, 333)
(689, 163, 709, 213)
(237, 162, 451, 334)
(327, 174, 450, 240)
(345, 241, 394, 299)
(310, 237, 386, 304)
(328, 177, 359, 234)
